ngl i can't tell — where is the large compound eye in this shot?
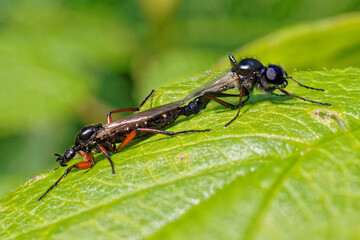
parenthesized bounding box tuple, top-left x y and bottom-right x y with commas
(75, 126, 97, 145)
(266, 65, 285, 84)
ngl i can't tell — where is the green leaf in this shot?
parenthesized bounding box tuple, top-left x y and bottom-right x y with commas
(136, 13, 360, 102)
(0, 2, 136, 136)
(0, 66, 359, 239)
(214, 13, 360, 72)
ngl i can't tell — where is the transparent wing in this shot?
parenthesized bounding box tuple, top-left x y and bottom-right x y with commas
(104, 100, 185, 130)
(104, 70, 238, 131)
(184, 70, 238, 101)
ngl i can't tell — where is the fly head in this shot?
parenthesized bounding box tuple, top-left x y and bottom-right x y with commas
(265, 65, 287, 85)
(54, 147, 76, 166)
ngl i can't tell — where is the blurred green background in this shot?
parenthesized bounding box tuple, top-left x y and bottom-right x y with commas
(0, 0, 360, 195)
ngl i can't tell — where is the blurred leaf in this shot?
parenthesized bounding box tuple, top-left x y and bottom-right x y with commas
(0, 175, 29, 198)
(0, 66, 359, 239)
(215, 13, 360, 72)
(135, 13, 360, 102)
(173, 0, 360, 49)
(133, 48, 219, 97)
(0, 1, 137, 136)
(138, 0, 180, 24)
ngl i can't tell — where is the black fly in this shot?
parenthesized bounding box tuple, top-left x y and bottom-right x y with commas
(184, 54, 331, 127)
(38, 92, 213, 201)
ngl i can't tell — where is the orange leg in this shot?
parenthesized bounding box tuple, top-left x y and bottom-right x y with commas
(203, 92, 249, 111)
(37, 151, 94, 201)
(95, 127, 209, 176)
(206, 95, 238, 110)
(107, 108, 139, 124)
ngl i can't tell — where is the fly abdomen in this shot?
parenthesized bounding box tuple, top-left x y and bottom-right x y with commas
(179, 96, 211, 117)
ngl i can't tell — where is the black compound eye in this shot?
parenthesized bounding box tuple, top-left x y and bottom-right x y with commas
(266, 65, 285, 84)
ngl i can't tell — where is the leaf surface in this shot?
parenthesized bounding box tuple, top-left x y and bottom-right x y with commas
(0, 66, 359, 240)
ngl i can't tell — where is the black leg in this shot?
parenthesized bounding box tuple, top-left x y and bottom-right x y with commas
(116, 128, 211, 152)
(224, 87, 244, 127)
(269, 86, 331, 106)
(38, 155, 94, 201)
(285, 76, 324, 91)
(98, 145, 116, 174)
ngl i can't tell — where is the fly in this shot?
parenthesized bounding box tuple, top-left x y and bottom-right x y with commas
(184, 54, 331, 127)
(38, 92, 212, 201)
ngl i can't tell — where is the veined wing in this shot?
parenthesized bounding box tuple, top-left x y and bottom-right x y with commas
(184, 70, 238, 102)
(104, 100, 186, 130)
(104, 70, 238, 130)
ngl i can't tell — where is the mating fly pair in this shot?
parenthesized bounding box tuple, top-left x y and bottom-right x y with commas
(38, 54, 331, 201)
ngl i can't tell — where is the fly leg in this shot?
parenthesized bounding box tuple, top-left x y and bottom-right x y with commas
(205, 93, 239, 110)
(270, 92, 287, 97)
(202, 92, 250, 127)
(116, 128, 211, 152)
(107, 90, 155, 123)
(200, 90, 247, 127)
(98, 145, 116, 174)
(37, 152, 94, 201)
(265, 86, 331, 106)
(204, 92, 250, 110)
(224, 87, 244, 127)
(95, 127, 210, 175)
(284, 75, 325, 91)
